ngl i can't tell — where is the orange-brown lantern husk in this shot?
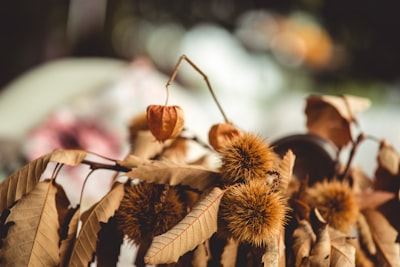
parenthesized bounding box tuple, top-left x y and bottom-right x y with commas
(209, 122, 241, 152)
(147, 105, 184, 142)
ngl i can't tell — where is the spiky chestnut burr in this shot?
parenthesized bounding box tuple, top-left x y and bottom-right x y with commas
(115, 182, 186, 245)
(218, 180, 289, 247)
(219, 133, 279, 184)
(304, 180, 359, 233)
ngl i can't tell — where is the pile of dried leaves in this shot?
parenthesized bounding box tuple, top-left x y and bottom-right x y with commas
(0, 56, 399, 266)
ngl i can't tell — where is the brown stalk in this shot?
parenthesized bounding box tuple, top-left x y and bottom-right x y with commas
(166, 54, 230, 123)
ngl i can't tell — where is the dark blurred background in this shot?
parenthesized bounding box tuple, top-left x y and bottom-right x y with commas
(1, 0, 400, 91)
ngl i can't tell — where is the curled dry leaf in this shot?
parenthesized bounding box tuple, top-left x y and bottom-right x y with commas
(125, 159, 221, 191)
(0, 149, 87, 214)
(191, 241, 211, 267)
(363, 209, 400, 267)
(356, 213, 376, 256)
(377, 141, 400, 175)
(208, 122, 241, 152)
(147, 105, 184, 142)
(292, 219, 316, 267)
(308, 209, 330, 267)
(67, 182, 124, 267)
(278, 149, 296, 195)
(305, 94, 370, 148)
(0, 153, 51, 213)
(0, 181, 60, 266)
(329, 227, 355, 267)
(144, 187, 225, 264)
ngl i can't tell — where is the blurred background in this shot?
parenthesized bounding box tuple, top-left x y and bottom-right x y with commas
(1, 0, 400, 197)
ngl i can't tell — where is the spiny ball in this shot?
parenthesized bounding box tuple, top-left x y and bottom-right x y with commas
(116, 182, 186, 245)
(219, 133, 278, 184)
(304, 180, 359, 233)
(218, 180, 289, 247)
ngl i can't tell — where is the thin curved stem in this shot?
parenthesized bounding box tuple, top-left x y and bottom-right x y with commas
(166, 54, 230, 123)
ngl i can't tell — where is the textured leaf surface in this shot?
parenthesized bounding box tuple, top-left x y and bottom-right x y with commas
(329, 227, 355, 267)
(0, 153, 51, 212)
(145, 187, 225, 264)
(305, 94, 370, 148)
(50, 149, 87, 166)
(125, 159, 220, 191)
(0, 149, 87, 213)
(278, 149, 295, 194)
(292, 220, 316, 267)
(0, 181, 60, 266)
(363, 209, 400, 267)
(67, 183, 124, 267)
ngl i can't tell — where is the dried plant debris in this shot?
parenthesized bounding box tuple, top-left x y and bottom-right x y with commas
(1, 55, 399, 266)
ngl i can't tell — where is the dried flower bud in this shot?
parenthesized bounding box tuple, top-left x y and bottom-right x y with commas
(208, 123, 241, 152)
(147, 105, 184, 142)
(218, 180, 289, 247)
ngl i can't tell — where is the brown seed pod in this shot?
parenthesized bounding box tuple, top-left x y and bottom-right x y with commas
(208, 122, 241, 152)
(220, 132, 279, 184)
(218, 180, 289, 247)
(115, 182, 186, 245)
(304, 180, 359, 233)
(146, 105, 184, 142)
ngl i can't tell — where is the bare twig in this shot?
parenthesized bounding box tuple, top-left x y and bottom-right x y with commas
(167, 54, 230, 123)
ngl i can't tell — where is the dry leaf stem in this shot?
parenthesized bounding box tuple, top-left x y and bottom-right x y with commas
(167, 54, 230, 123)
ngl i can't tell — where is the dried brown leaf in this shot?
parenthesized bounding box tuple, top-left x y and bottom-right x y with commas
(192, 241, 211, 267)
(0, 153, 51, 213)
(0, 149, 87, 213)
(305, 95, 370, 148)
(144, 187, 225, 264)
(309, 209, 330, 267)
(329, 227, 355, 267)
(378, 141, 400, 175)
(49, 149, 87, 166)
(278, 149, 296, 195)
(59, 207, 80, 267)
(357, 190, 395, 210)
(363, 209, 400, 267)
(220, 238, 239, 267)
(125, 159, 221, 191)
(292, 220, 316, 267)
(0, 181, 60, 266)
(67, 182, 124, 267)
(356, 213, 376, 256)
(129, 130, 172, 159)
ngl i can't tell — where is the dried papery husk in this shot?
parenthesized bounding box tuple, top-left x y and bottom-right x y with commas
(218, 180, 289, 247)
(219, 132, 280, 184)
(146, 105, 184, 142)
(304, 180, 359, 234)
(208, 122, 241, 152)
(115, 182, 186, 245)
(292, 219, 316, 266)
